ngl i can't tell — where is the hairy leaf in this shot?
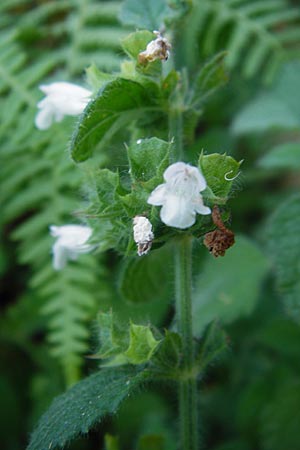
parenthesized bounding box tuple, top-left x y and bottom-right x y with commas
(71, 78, 158, 162)
(199, 152, 241, 203)
(27, 367, 150, 450)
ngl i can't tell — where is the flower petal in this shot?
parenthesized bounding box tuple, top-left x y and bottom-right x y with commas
(35, 107, 54, 130)
(52, 242, 68, 270)
(147, 184, 167, 206)
(160, 194, 196, 229)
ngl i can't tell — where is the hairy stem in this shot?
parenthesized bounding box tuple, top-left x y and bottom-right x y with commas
(169, 107, 183, 161)
(175, 236, 199, 450)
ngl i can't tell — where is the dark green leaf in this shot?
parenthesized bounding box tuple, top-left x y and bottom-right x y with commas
(193, 235, 269, 335)
(152, 331, 182, 371)
(119, 244, 173, 304)
(195, 322, 227, 374)
(27, 367, 150, 450)
(138, 434, 165, 450)
(127, 137, 171, 186)
(266, 194, 300, 321)
(71, 78, 158, 162)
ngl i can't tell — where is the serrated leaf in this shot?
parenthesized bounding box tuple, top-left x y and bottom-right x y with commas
(124, 323, 161, 364)
(152, 331, 182, 371)
(199, 153, 241, 202)
(122, 30, 155, 60)
(127, 137, 171, 186)
(119, 0, 173, 30)
(189, 52, 228, 109)
(71, 78, 158, 162)
(193, 236, 269, 335)
(258, 142, 300, 170)
(266, 194, 300, 321)
(93, 311, 128, 359)
(119, 244, 173, 304)
(27, 367, 150, 450)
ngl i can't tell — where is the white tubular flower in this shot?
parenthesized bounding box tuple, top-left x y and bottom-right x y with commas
(147, 162, 211, 229)
(138, 31, 171, 64)
(35, 82, 92, 130)
(133, 216, 154, 256)
(50, 225, 93, 270)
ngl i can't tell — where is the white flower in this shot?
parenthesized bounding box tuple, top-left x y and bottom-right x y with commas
(35, 82, 92, 130)
(133, 216, 154, 256)
(147, 162, 211, 229)
(50, 225, 93, 270)
(138, 31, 171, 64)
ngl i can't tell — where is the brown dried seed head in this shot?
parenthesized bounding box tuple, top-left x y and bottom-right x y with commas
(203, 205, 235, 257)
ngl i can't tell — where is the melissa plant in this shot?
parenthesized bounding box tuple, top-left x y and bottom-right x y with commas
(27, 5, 242, 450)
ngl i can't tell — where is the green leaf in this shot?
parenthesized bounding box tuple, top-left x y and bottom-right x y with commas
(193, 235, 269, 335)
(152, 330, 182, 371)
(122, 30, 155, 59)
(232, 61, 300, 135)
(93, 311, 128, 359)
(258, 142, 300, 170)
(261, 379, 300, 450)
(93, 313, 160, 366)
(195, 322, 228, 374)
(124, 322, 161, 364)
(119, 244, 173, 304)
(189, 52, 228, 109)
(85, 63, 114, 92)
(266, 194, 300, 321)
(199, 152, 241, 203)
(127, 137, 171, 186)
(119, 0, 173, 30)
(71, 78, 158, 162)
(27, 367, 150, 450)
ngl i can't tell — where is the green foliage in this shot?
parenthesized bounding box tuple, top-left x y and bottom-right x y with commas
(258, 141, 300, 170)
(188, 52, 229, 110)
(27, 366, 150, 450)
(71, 78, 160, 162)
(199, 152, 242, 203)
(232, 61, 300, 134)
(182, 0, 300, 81)
(93, 311, 161, 366)
(266, 194, 300, 321)
(120, 0, 174, 30)
(193, 236, 269, 335)
(0, 0, 130, 385)
(119, 244, 173, 304)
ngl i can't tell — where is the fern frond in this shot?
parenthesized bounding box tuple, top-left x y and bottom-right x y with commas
(0, 0, 129, 385)
(185, 0, 300, 82)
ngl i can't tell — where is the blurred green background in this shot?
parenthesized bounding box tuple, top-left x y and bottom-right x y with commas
(1, 1, 300, 449)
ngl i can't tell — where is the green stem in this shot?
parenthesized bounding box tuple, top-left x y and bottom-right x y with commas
(169, 107, 183, 162)
(175, 236, 199, 450)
